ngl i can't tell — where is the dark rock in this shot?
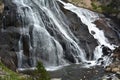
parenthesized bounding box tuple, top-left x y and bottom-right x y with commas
(94, 18, 120, 45)
(0, 1, 21, 70)
(0, 0, 119, 71)
(2, 0, 22, 28)
(112, 46, 120, 61)
(91, 30, 96, 35)
(59, 3, 98, 60)
(49, 64, 106, 80)
(101, 45, 112, 56)
(117, 13, 120, 19)
(0, 51, 17, 71)
(22, 35, 30, 57)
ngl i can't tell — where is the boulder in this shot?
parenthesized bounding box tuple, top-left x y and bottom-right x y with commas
(105, 61, 120, 73)
(112, 46, 120, 61)
(111, 68, 120, 72)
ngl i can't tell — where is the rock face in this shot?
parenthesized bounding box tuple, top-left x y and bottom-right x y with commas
(0, 1, 19, 71)
(101, 0, 120, 27)
(112, 46, 120, 61)
(59, 4, 98, 60)
(67, 0, 120, 26)
(94, 17, 120, 45)
(49, 64, 108, 80)
(0, 0, 119, 71)
(105, 46, 120, 75)
(105, 61, 120, 73)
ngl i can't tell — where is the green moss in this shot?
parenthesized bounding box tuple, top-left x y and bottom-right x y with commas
(91, 2, 103, 13)
(91, 0, 120, 14)
(0, 61, 32, 80)
(91, 2, 97, 10)
(0, 61, 50, 80)
(100, 5, 120, 13)
(0, 0, 3, 4)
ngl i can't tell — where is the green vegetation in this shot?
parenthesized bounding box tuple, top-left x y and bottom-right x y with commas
(91, 0, 120, 13)
(0, 61, 50, 80)
(0, 0, 3, 4)
(0, 61, 30, 80)
(69, 0, 120, 14)
(32, 62, 50, 80)
(91, 2, 102, 12)
(100, 5, 120, 13)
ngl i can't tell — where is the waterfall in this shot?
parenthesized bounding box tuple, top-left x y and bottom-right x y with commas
(10, 0, 118, 71)
(58, 0, 116, 66)
(12, 0, 87, 70)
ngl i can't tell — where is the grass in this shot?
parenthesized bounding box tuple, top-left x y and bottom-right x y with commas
(0, 61, 30, 80)
(0, 61, 50, 80)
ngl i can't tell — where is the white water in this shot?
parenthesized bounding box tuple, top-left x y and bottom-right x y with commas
(12, 0, 87, 70)
(58, 0, 116, 66)
(10, 0, 117, 71)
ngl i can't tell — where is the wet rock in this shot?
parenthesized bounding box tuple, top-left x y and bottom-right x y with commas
(59, 4, 98, 60)
(0, 28, 20, 71)
(94, 18, 120, 45)
(0, 1, 21, 70)
(112, 46, 120, 61)
(105, 47, 120, 73)
(49, 64, 106, 80)
(117, 13, 120, 19)
(91, 30, 96, 35)
(102, 74, 120, 80)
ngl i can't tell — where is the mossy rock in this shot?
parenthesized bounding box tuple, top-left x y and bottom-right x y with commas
(0, 61, 31, 80)
(0, 61, 50, 80)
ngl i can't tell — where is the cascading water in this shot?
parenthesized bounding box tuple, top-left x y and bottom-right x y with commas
(58, 0, 116, 66)
(9, 0, 118, 71)
(12, 0, 87, 70)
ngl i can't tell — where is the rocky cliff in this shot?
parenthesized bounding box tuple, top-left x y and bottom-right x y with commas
(0, 0, 119, 70)
(0, 0, 120, 80)
(67, 0, 120, 26)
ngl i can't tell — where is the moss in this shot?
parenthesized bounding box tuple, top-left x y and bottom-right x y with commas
(100, 5, 120, 13)
(0, 0, 3, 4)
(0, 61, 50, 80)
(0, 61, 32, 80)
(91, 0, 120, 14)
(91, 2, 97, 10)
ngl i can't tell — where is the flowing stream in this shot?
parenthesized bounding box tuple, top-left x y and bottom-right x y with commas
(12, 0, 87, 70)
(59, 0, 118, 67)
(10, 0, 117, 70)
